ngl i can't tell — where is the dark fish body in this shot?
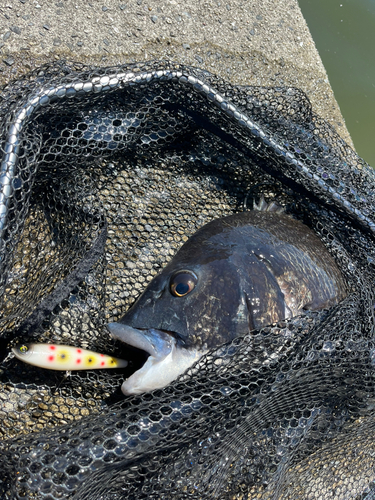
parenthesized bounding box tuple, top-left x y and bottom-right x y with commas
(109, 211, 346, 394)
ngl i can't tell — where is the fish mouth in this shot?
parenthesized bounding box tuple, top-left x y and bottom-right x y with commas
(107, 323, 202, 395)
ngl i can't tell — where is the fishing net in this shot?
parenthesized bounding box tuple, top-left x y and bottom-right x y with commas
(1, 60, 375, 499)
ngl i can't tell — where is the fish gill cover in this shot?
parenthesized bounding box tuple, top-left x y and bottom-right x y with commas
(0, 60, 375, 499)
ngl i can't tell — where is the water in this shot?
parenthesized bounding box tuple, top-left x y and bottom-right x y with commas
(298, 0, 375, 167)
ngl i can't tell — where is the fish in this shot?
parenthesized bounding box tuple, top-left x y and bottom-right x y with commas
(108, 210, 347, 395)
(12, 343, 128, 370)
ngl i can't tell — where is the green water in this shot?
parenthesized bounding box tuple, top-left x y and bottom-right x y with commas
(298, 0, 375, 167)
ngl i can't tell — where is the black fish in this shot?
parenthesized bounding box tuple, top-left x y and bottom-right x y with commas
(108, 210, 347, 395)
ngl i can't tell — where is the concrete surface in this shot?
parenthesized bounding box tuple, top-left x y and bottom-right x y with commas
(0, 0, 352, 146)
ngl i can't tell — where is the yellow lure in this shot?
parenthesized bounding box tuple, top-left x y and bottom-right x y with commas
(12, 343, 128, 370)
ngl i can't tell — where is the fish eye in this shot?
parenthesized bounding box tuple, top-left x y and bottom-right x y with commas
(170, 271, 197, 297)
(19, 345, 29, 354)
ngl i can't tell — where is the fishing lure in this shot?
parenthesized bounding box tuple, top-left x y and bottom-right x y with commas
(12, 343, 128, 370)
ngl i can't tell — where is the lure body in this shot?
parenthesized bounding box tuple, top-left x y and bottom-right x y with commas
(12, 343, 128, 370)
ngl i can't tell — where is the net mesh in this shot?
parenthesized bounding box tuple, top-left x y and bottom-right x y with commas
(1, 60, 375, 499)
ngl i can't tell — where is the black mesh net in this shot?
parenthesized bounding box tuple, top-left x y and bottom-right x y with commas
(1, 60, 375, 499)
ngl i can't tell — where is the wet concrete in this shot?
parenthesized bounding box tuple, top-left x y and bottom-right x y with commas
(0, 0, 352, 146)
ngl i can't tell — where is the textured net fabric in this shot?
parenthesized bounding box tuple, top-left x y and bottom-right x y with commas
(0, 60, 375, 499)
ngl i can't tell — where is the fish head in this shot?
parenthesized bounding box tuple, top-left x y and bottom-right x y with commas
(117, 261, 252, 349)
(108, 252, 250, 394)
(108, 214, 288, 395)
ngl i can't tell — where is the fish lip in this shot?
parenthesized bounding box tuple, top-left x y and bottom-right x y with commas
(108, 322, 203, 395)
(107, 323, 182, 360)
